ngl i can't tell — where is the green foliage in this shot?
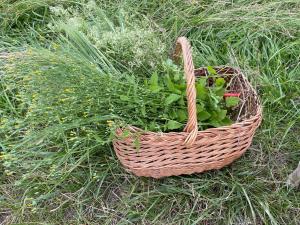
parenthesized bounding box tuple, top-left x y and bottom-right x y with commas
(226, 97, 240, 108)
(52, 8, 167, 75)
(165, 94, 181, 105)
(145, 61, 239, 131)
(166, 120, 182, 130)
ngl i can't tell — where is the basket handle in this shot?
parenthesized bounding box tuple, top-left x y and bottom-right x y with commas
(173, 37, 198, 146)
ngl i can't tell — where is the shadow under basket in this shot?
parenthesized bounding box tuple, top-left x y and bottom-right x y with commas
(113, 37, 262, 179)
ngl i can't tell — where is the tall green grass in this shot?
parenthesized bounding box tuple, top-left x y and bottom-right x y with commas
(1, 0, 300, 224)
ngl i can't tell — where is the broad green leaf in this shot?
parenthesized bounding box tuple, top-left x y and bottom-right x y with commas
(198, 110, 211, 121)
(168, 109, 177, 119)
(148, 122, 158, 131)
(177, 109, 188, 122)
(196, 103, 204, 112)
(175, 83, 186, 92)
(197, 77, 207, 86)
(215, 77, 225, 87)
(210, 93, 222, 108)
(221, 117, 232, 126)
(149, 72, 161, 93)
(165, 75, 175, 90)
(207, 66, 217, 75)
(174, 72, 181, 81)
(209, 111, 217, 119)
(149, 85, 161, 93)
(196, 83, 208, 100)
(165, 94, 181, 105)
(226, 97, 240, 107)
(165, 59, 173, 66)
(217, 109, 227, 120)
(149, 72, 159, 86)
(213, 86, 225, 96)
(165, 75, 181, 94)
(166, 120, 183, 130)
(208, 119, 221, 127)
(178, 97, 185, 106)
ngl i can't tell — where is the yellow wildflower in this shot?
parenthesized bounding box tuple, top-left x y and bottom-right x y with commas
(64, 88, 74, 93)
(83, 112, 89, 117)
(5, 170, 15, 176)
(52, 43, 59, 50)
(107, 120, 113, 127)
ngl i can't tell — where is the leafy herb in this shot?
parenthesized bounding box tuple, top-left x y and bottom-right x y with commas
(144, 62, 240, 131)
(226, 97, 240, 107)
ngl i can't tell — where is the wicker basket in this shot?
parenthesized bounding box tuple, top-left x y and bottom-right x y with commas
(113, 37, 262, 178)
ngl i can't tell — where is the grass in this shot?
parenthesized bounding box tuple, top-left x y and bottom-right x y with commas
(0, 0, 300, 224)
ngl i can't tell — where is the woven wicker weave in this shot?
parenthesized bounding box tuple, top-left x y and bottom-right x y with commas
(113, 37, 262, 178)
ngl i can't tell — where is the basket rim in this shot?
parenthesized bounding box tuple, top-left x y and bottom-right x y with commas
(117, 106, 262, 137)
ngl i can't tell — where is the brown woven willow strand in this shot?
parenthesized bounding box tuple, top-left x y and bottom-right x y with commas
(173, 37, 198, 146)
(113, 37, 262, 178)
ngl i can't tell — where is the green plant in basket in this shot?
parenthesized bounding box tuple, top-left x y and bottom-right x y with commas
(145, 60, 240, 132)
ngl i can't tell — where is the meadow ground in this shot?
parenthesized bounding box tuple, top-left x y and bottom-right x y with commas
(0, 0, 300, 224)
